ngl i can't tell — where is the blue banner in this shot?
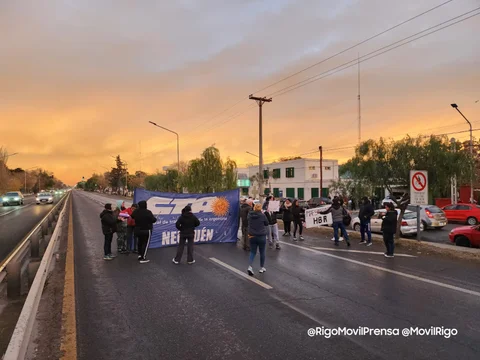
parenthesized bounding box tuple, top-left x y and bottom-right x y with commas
(133, 188, 240, 248)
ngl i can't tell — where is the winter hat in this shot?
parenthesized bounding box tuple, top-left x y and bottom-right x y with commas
(184, 205, 192, 213)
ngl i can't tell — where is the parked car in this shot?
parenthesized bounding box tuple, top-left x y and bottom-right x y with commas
(307, 197, 332, 209)
(276, 198, 309, 219)
(36, 192, 54, 205)
(441, 203, 480, 225)
(449, 225, 480, 247)
(406, 204, 447, 230)
(2, 191, 24, 206)
(351, 209, 423, 237)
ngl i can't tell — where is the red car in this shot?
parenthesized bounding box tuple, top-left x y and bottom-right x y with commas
(441, 203, 480, 225)
(449, 226, 480, 247)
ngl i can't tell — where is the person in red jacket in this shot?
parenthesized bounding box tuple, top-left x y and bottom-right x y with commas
(124, 203, 138, 253)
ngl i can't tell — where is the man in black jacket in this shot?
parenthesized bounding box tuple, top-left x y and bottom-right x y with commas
(100, 203, 117, 260)
(173, 205, 200, 264)
(131, 200, 157, 264)
(240, 199, 252, 251)
(381, 203, 398, 258)
(359, 197, 375, 246)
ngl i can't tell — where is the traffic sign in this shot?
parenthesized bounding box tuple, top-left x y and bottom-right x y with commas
(410, 170, 428, 205)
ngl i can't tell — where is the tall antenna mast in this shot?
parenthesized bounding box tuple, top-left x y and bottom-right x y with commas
(358, 53, 361, 144)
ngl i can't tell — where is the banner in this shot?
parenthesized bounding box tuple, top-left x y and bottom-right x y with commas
(305, 205, 333, 228)
(267, 200, 280, 212)
(133, 188, 240, 248)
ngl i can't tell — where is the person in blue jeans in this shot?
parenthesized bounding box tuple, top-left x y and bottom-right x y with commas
(321, 199, 351, 247)
(247, 203, 269, 276)
(359, 197, 375, 246)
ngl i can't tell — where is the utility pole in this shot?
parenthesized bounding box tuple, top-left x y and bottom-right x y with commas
(451, 138, 458, 204)
(357, 53, 361, 144)
(249, 94, 272, 202)
(319, 146, 323, 198)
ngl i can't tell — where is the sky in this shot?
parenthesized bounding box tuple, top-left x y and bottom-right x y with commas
(0, 0, 479, 185)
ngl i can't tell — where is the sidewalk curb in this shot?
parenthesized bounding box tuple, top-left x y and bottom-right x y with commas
(278, 220, 480, 262)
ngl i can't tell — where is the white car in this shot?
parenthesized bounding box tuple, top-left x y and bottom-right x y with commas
(36, 192, 54, 205)
(351, 209, 423, 237)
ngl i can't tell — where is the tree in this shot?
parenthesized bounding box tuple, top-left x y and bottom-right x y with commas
(182, 147, 238, 193)
(344, 135, 472, 237)
(108, 155, 127, 192)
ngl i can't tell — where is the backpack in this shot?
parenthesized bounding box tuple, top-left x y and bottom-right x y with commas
(342, 207, 352, 226)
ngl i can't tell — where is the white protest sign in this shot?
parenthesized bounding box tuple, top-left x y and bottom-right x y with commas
(267, 200, 280, 212)
(305, 205, 333, 228)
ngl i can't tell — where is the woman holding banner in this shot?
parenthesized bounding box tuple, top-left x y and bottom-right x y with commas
(282, 199, 293, 236)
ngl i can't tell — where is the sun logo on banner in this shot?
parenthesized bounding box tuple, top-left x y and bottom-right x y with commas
(211, 197, 230, 216)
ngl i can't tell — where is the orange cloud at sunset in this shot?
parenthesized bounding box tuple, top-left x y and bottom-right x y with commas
(1, 0, 479, 184)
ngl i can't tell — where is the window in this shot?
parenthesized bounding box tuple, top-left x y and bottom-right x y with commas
(286, 167, 295, 178)
(325, 166, 331, 171)
(297, 188, 304, 200)
(311, 174, 318, 179)
(457, 205, 471, 210)
(264, 188, 270, 195)
(273, 188, 280, 197)
(272, 168, 281, 179)
(311, 188, 319, 198)
(443, 205, 456, 210)
(263, 169, 269, 179)
(308, 166, 315, 170)
(286, 188, 295, 198)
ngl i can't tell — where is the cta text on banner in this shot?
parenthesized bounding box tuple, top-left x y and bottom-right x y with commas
(305, 205, 333, 228)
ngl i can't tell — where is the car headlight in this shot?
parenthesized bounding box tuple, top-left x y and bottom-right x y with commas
(14, 197, 19, 200)
(3, 197, 8, 201)
(48, 198, 53, 201)
(36, 198, 40, 201)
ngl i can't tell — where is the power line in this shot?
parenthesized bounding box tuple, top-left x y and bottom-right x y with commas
(252, 0, 455, 95)
(268, 8, 480, 98)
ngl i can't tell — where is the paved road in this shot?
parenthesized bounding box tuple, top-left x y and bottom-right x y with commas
(70, 191, 480, 360)
(0, 194, 64, 261)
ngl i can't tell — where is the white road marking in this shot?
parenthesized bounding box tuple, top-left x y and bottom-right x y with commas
(280, 241, 480, 298)
(0, 203, 33, 217)
(312, 247, 416, 257)
(209, 257, 273, 290)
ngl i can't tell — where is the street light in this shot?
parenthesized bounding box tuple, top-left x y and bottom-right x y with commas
(148, 121, 180, 174)
(451, 103, 474, 203)
(246, 151, 259, 158)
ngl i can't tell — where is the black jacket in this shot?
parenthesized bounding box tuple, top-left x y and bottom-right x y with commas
(282, 204, 293, 222)
(265, 211, 277, 225)
(381, 210, 398, 234)
(292, 205, 305, 221)
(131, 200, 157, 232)
(359, 202, 375, 221)
(240, 203, 251, 227)
(176, 210, 200, 236)
(100, 209, 117, 235)
(248, 211, 269, 236)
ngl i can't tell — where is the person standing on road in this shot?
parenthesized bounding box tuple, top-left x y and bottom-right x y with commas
(381, 202, 397, 258)
(330, 196, 343, 242)
(131, 200, 157, 264)
(265, 199, 281, 250)
(100, 203, 117, 261)
(125, 203, 138, 253)
(321, 199, 351, 247)
(115, 200, 128, 254)
(292, 199, 305, 241)
(282, 199, 293, 236)
(247, 203, 269, 276)
(240, 199, 253, 251)
(359, 197, 375, 246)
(172, 205, 200, 265)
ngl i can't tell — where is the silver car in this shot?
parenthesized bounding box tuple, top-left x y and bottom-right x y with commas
(351, 209, 423, 237)
(36, 192, 54, 205)
(2, 191, 24, 206)
(406, 205, 447, 230)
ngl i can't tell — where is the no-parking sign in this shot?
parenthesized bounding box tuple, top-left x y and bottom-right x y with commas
(410, 170, 428, 205)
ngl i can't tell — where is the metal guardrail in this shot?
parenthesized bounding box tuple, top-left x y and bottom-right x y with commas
(0, 193, 69, 298)
(3, 192, 70, 360)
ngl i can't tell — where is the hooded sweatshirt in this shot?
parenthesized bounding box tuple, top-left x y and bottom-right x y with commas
(131, 200, 157, 232)
(248, 211, 269, 236)
(100, 209, 117, 235)
(240, 203, 252, 227)
(322, 201, 345, 223)
(358, 199, 374, 221)
(175, 207, 200, 236)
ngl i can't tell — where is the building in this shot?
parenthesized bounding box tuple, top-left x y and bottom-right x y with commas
(240, 158, 339, 200)
(236, 167, 250, 196)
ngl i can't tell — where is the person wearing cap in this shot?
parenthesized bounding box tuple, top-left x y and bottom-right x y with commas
(173, 205, 200, 264)
(125, 203, 139, 253)
(100, 203, 117, 260)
